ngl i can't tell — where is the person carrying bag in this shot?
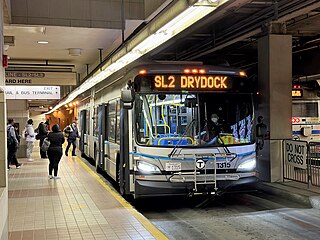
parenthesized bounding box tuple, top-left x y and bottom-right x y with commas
(7, 118, 22, 169)
(64, 120, 79, 156)
(41, 138, 50, 152)
(47, 124, 65, 179)
(36, 121, 49, 158)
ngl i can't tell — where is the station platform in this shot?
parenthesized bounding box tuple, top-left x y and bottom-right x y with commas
(7, 149, 168, 240)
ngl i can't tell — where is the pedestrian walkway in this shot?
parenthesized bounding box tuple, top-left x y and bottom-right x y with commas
(8, 150, 168, 240)
(257, 180, 320, 209)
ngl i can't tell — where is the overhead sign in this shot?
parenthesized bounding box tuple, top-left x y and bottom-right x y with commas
(284, 140, 307, 169)
(5, 71, 77, 86)
(5, 86, 60, 99)
(292, 89, 303, 98)
(152, 75, 230, 91)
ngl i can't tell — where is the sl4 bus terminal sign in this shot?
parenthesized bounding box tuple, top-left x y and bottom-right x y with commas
(153, 75, 230, 91)
(284, 140, 307, 169)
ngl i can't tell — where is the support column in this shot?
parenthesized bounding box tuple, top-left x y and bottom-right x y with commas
(0, 1, 8, 239)
(257, 34, 292, 182)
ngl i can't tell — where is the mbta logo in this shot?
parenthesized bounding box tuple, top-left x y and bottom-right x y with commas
(196, 159, 206, 169)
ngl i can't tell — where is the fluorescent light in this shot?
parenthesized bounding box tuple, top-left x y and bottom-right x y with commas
(47, 0, 230, 114)
(37, 41, 49, 44)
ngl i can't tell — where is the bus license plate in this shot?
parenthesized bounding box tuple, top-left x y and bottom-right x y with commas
(166, 162, 181, 171)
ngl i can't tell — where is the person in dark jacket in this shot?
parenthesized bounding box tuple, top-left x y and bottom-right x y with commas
(47, 124, 65, 179)
(37, 121, 49, 158)
(7, 118, 22, 169)
(64, 120, 79, 156)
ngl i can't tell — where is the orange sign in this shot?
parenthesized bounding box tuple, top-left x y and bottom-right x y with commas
(292, 89, 303, 98)
(153, 75, 230, 91)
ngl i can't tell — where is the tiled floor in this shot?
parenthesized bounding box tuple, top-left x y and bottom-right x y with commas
(8, 149, 167, 240)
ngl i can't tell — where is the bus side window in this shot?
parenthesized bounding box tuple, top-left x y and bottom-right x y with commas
(116, 100, 121, 144)
(108, 101, 117, 142)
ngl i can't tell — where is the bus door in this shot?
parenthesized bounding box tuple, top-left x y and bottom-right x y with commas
(97, 104, 107, 170)
(79, 110, 87, 152)
(105, 100, 120, 180)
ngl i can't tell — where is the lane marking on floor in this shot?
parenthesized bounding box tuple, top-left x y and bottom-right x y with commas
(75, 156, 168, 240)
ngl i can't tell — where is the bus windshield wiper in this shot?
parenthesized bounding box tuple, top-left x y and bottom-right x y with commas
(168, 119, 196, 158)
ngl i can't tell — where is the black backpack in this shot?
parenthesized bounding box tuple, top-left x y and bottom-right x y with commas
(7, 125, 14, 146)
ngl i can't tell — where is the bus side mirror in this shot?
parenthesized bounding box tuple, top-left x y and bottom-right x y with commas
(121, 87, 135, 109)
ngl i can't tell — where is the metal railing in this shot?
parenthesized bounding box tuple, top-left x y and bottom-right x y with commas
(307, 142, 320, 187)
(283, 140, 320, 187)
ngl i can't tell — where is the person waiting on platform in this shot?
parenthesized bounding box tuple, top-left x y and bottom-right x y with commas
(47, 124, 65, 179)
(36, 120, 49, 158)
(7, 118, 22, 169)
(24, 119, 36, 161)
(64, 120, 79, 156)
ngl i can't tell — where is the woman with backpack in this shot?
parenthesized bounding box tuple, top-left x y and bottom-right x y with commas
(47, 124, 65, 179)
(36, 121, 49, 158)
(7, 118, 22, 169)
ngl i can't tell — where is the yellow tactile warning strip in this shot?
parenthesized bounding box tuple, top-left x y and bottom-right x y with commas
(75, 156, 168, 240)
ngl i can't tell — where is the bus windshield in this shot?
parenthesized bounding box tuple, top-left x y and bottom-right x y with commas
(135, 93, 254, 147)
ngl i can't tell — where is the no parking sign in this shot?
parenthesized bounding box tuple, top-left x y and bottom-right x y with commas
(284, 140, 307, 169)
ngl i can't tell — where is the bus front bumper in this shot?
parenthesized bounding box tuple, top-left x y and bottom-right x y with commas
(134, 175, 258, 198)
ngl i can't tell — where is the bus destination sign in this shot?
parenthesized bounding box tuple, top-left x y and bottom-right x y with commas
(152, 75, 231, 91)
(292, 89, 303, 98)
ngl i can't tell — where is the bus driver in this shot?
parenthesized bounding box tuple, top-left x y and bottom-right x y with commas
(201, 113, 223, 144)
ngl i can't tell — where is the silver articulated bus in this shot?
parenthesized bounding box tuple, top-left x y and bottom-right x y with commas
(78, 62, 257, 198)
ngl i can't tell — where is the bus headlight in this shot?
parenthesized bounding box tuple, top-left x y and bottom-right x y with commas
(237, 159, 256, 172)
(137, 161, 161, 174)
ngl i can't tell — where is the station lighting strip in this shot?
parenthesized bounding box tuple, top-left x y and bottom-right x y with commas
(47, 0, 230, 114)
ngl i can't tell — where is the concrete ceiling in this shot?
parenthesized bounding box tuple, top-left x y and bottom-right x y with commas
(3, 19, 143, 108)
(4, 25, 120, 73)
(4, 20, 143, 74)
(149, 0, 320, 78)
(4, 0, 320, 109)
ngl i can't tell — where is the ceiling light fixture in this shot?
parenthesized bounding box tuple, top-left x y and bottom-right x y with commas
(37, 41, 49, 44)
(47, 0, 230, 114)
